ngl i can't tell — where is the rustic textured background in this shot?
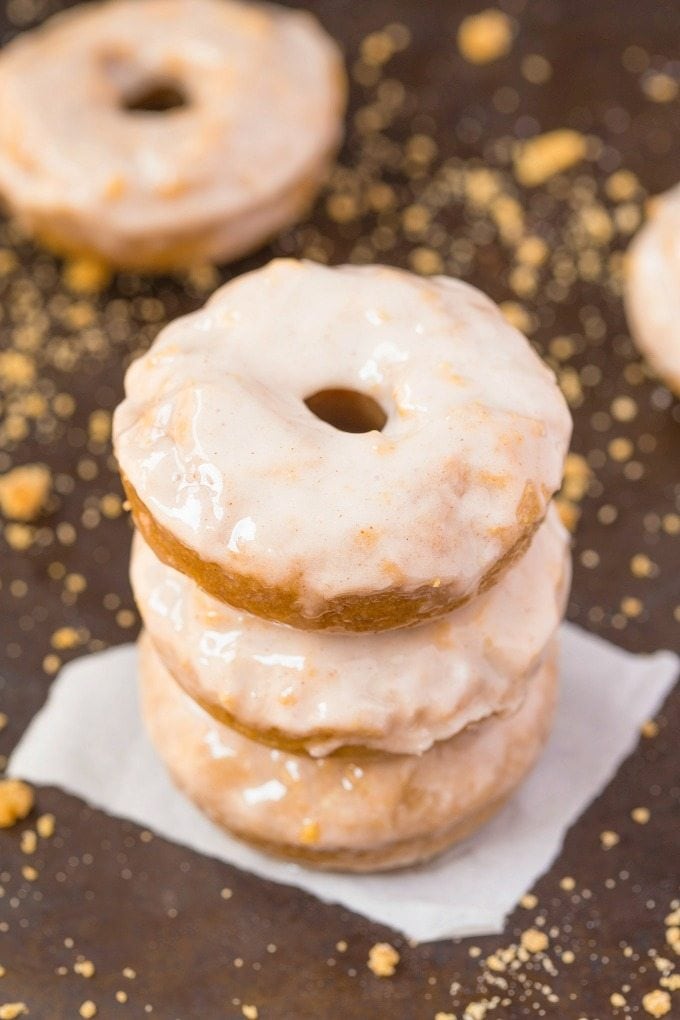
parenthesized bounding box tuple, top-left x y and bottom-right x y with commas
(0, 0, 678, 1016)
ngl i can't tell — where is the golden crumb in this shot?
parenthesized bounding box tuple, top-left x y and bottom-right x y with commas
(513, 130, 587, 187)
(464, 1002, 493, 1020)
(74, 960, 95, 979)
(0, 351, 35, 387)
(554, 496, 580, 533)
(4, 523, 34, 551)
(0, 464, 51, 522)
(241, 1007, 258, 1020)
(610, 991, 627, 1007)
(0, 1005, 28, 1020)
(562, 453, 591, 502)
(600, 830, 620, 849)
(88, 410, 112, 444)
(631, 806, 651, 824)
(21, 866, 38, 882)
(661, 975, 680, 991)
(561, 950, 575, 964)
(499, 301, 532, 334)
(298, 819, 321, 845)
(631, 553, 656, 578)
(367, 942, 400, 977)
(220, 887, 233, 900)
(520, 893, 538, 909)
(520, 928, 549, 954)
(0, 780, 33, 829)
(642, 72, 678, 103)
(435, 1013, 456, 1020)
(641, 989, 672, 1017)
(409, 246, 443, 275)
(122, 967, 136, 980)
(0, 714, 6, 733)
(560, 876, 576, 891)
(50, 627, 83, 651)
(79, 1001, 97, 1019)
(20, 830, 36, 855)
(63, 257, 110, 295)
(115, 992, 127, 1004)
(36, 813, 55, 839)
(641, 720, 659, 739)
(457, 9, 513, 65)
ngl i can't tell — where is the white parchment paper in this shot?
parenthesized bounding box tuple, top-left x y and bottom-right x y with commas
(8, 623, 677, 942)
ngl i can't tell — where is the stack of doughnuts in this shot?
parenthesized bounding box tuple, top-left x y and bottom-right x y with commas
(114, 259, 572, 871)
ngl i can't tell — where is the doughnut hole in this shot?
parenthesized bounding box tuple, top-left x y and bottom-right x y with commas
(121, 79, 188, 113)
(304, 388, 387, 434)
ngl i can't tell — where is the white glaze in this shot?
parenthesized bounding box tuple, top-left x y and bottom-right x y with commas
(131, 504, 570, 755)
(115, 260, 572, 617)
(0, 0, 345, 266)
(626, 185, 680, 395)
(140, 632, 558, 861)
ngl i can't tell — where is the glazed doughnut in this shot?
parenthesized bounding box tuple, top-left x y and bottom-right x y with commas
(139, 632, 558, 871)
(0, 0, 345, 270)
(131, 503, 569, 756)
(115, 259, 572, 632)
(626, 185, 680, 396)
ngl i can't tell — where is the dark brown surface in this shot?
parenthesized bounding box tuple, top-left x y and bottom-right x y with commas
(0, 0, 678, 1017)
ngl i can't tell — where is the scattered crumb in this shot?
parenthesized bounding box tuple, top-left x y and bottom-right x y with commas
(0, 1006, 28, 1020)
(611, 991, 627, 1007)
(21, 865, 38, 882)
(74, 960, 95, 979)
(220, 887, 233, 900)
(631, 806, 651, 824)
(63, 257, 110, 295)
(368, 942, 400, 977)
(20, 830, 36, 855)
(79, 1001, 97, 1019)
(520, 928, 549, 954)
(520, 893, 538, 910)
(642, 72, 678, 103)
(600, 830, 620, 849)
(513, 130, 587, 187)
(0, 714, 7, 733)
(242, 1007, 258, 1020)
(641, 989, 672, 1017)
(36, 814, 55, 839)
(0, 780, 34, 828)
(641, 720, 659, 738)
(50, 627, 83, 651)
(0, 464, 51, 521)
(457, 9, 513, 65)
